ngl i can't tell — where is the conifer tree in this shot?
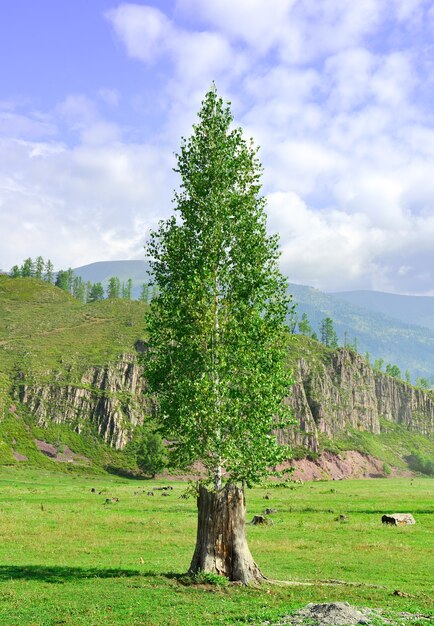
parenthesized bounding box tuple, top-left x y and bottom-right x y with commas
(44, 260, 54, 283)
(34, 256, 44, 280)
(320, 317, 338, 348)
(107, 277, 120, 299)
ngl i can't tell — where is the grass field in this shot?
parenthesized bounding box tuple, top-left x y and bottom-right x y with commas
(0, 469, 432, 625)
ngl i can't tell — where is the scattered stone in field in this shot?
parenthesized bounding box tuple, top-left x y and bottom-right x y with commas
(90, 488, 96, 493)
(250, 515, 273, 525)
(154, 486, 173, 491)
(264, 493, 270, 500)
(146, 491, 154, 496)
(382, 513, 415, 525)
(261, 602, 433, 625)
(104, 497, 119, 504)
(264, 508, 277, 515)
(393, 589, 411, 597)
(335, 514, 348, 522)
(161, 492, 170, 496)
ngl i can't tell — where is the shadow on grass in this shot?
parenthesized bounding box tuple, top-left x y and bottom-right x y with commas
(104, 465, 145, 480)
(0, 565, 143, 583)
(0, 566, 185, 585)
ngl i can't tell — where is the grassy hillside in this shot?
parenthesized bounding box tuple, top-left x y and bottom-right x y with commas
(0, 275, 148, 472)
(0, 274, 148, 375)
(71, 260, 434, 379)
(1, 276, 433, 475)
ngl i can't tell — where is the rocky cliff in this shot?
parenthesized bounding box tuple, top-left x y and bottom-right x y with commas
(20, 355, 148, 449)
(18, 344, 434, 452)
(283, 347, 434, 452)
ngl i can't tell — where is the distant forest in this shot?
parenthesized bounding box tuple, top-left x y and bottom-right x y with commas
(8, 256, 432, 391)
(9, 256, 156, 304)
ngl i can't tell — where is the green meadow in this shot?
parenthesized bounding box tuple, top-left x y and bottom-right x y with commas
(0, 469, 432, 625)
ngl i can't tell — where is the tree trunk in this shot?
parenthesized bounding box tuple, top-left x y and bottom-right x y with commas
(188, 483, 264, 584)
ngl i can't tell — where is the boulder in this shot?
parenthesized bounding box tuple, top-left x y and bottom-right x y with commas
(382, 513, 415, 525)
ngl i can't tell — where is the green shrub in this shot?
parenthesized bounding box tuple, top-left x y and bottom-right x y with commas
(136, 431, 167, 478)
(407, 452, 434, 476)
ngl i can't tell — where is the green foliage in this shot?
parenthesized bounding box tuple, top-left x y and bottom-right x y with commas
(136, 431, 167, 477)
(385, 363, 401, 379)
(123, 278, 133, 300)
(407, 451, 434, 475)
(145, 86, 293, 487)
(55, 269, 70, 292)
(88, 282, 104, 302)
(298, 312, 312, 336)
(21, 257, 33, 277)
(415, 377, 430, 390)
(183, 570, 229, 587)
(139, 283, 149, 303)
(107, 276, 121, 299)
(374, 358, 384, 372)
(320, 317, 338, 348)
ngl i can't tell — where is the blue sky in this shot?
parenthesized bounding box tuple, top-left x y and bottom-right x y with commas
(1, 0, 434, 294)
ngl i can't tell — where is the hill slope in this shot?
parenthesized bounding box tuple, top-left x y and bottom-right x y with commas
(331, 289, 434, 332)
(0, 276, 433, 476)
(289, 282, 434, 380)
(72, 261, 434, 379)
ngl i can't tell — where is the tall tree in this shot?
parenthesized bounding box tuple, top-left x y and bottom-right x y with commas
(385, 363, 401, 379)
(21, 258, 33, 277)
(144, 86, 292, 584)
(55, 269, 69, 291)
(139, 283, 149, 304)
(124, 277, 133, 300)
(72, 275, 85, 302)
(44, 259, 54, 283)
(34, 256, 45, 280)
(10, 265, 21, 278)
(88, 282, 105, 302)
(320, 316, 338, 348)
(107, 276, 120, 299)
(298, 312, 312, 336)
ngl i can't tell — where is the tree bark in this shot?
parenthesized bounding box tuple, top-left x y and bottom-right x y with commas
(188, 483, 265, 584)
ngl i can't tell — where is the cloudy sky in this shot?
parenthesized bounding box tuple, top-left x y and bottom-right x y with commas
(1, 0, 434, 294)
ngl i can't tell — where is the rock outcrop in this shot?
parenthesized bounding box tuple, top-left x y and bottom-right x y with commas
(20, 354, 149, 449)
(283, 348, 434, 451)
(19, 347, 434, 451)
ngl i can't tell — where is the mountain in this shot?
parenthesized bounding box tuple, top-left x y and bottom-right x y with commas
(73, 260, 149, 299)
(0, 275, 433, 478)
(288, 283, 434, 381)
(71, 261, 434, 380)
(330, 290, 434, 332)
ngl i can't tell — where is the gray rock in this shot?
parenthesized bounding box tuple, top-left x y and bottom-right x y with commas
(382, 513, 415, 525)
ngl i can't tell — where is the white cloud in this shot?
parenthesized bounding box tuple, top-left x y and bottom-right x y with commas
(3, 0, 434, 293)
(106, 4, 172, 63)
(0, 134, 174, 271)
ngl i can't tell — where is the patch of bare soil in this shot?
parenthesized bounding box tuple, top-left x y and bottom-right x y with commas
(289, 451, 412, 481)
(34, 439, 89, 464)
(12, 451, 28, 461)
